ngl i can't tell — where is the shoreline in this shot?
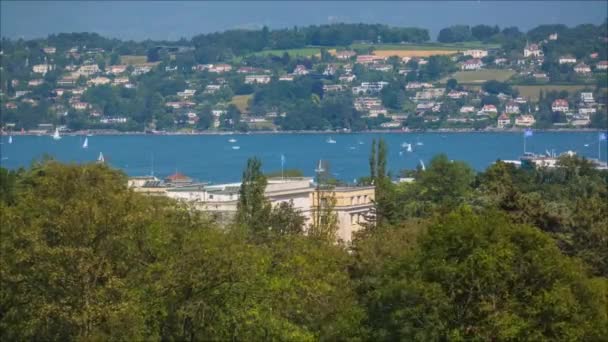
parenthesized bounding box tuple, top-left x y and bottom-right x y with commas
(2, 128, 605, 137)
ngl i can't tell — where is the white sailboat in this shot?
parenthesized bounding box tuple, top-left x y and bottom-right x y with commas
(8, 136, 13, 144)
(52, 128, 61, 140)
(326, 137, 336, 144)
(228, 138, 237, 143)
(419, 159, 426, 171)
(97, 152, 105, 163)
(82, 137, 88, 149)
(407, 143, 413, 153)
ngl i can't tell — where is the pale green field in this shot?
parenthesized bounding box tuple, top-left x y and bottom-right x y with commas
(230, 95, 252, 113)
(120, 55, 148, 65)
(446, 69, 516, 83)
(514, 85, 594, 100)
(251, 48, 322, 58)
(352, 42, 500, 51)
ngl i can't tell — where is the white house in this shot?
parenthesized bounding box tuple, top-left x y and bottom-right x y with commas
(245, 75, 271, 84)
(461, 59, 483, 70)
(515, 115, 536, 127)
(293, 65, 309, 76)
(505, 102, 520, 114)
(558, 55, 577, 64)
(574, 63, 591, 74)
(481, 104, 498, 114)
(524, 43, 543, 58)
(463, 49, 488, 58)
(596, 61, 608, 70)
(460, 106, 476, 114)
(580, 92, 594, 103)
(87, 77, 111, 86)
(32, 64, 54, 75)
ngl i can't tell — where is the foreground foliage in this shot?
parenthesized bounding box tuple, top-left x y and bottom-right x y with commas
(1, 158, 607, 340)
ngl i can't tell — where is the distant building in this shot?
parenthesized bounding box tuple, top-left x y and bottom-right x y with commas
(551, 99, 569, 112)
(505, 102, 520, 114)
(245, 75, 271, 84)
(335, 50, 356, 60)
(108, 65, 128, 74)
(574, 63, 591, 74)
(461, 58, 483, 70)
(32, 64, 54, 75)
(87, 77, 111, 86)
(481, 104, 498, 114)
(515, 115, 536, 127)
(523, 43, 543, 58)
(43, 47, 57, 54)
(548, 33, 558, 41)
(558, 55, 577, 64)
(459, 106, 476, 114)
(463, 49, 488, 58)
(595, 61, 608, 70)
(293, 64, 309, 76)
(497, 113, 511, 128)
(580, 92, 594, 103)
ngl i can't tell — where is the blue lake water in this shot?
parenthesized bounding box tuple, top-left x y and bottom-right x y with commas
(1, 132, 606, 183)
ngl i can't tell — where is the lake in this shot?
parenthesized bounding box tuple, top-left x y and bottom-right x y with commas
(1, 132, 605, 183)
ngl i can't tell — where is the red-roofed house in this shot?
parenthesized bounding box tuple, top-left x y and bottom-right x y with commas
(164, 172, 193, 185)
(497, 113, 511, 128)
(551, 99, 569, 112)
(481, 104, 498, 114)
(524, 43, 543, 58)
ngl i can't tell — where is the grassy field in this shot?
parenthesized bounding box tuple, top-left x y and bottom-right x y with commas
(352, 42, 500, 51)
(444, 69, 516, 83)
(514, 85, 594, 100)
(251, 48, 322, 58)
(373, 50, 457, 58)
(230, 95, 252, 113)
(120, 55, 148, 65)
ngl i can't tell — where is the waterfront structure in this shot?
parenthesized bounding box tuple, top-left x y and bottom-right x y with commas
(129, 176, 375, 243)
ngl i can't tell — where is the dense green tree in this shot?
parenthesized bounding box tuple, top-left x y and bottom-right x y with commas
(236, 157, 272, 238)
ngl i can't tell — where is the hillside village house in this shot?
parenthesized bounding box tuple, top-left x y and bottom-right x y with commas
(460, 106, 476, 114)
(132, 65, 152, 76)
(574, 63, 591, 74)
(177, 89, 196, 98)
(463, 49, 488, 58)
(548, 33, 558, 40)
(415, 88, 445, 101)
(28, 79, 44, 87)
(367, 106, 388, 117)
(42, 47, 56, 54)
(71, 101, 90, 111)
(597, 61, 608, 70)
(112, 77, 129, 85)
(204, 84, 222, 94)
(108, 65, 127, 74)
(32, 64, 54, 74)
(87, 77, 111, 86)
(497, 113, 511, 128)
(293, 65, 310, 76)
(552, 99, 569, 112)
(352, 81, 388, 95)
(339, 74, 356, 82)
(323, 84, 345, 93)
(558, 55, 577, 64)
(245, 75, 271, 84)
(405, 82, 432, 90)
(523, 43, 543, 58)
(279, 75, 294, 81)
(186, 112, 199, 125)
(505, 102, 520, 114)
(579, 107, 596, 116)
(481, 104, 498, 114)
(580, 92, 594, 103)
(209, 64, 232, 73)
(356, 55, 386, 64)
(57, 77, 76, 87)
(447, 90, 468, 99)
(515, 115, 536, 127)
(335, 50, 356, 60)
(77, 64, 100, 77)
(237, 66, 269, 74)
(354, 97, 382, 111)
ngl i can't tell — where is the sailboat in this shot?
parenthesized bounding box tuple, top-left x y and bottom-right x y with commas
(406, 144, 413, 152)
(419, 159, 426, 171)
(52, 128, 61, 140)
(228, 138, 237, 143)
(82, 137, 88, 149)
(97, 152, 105, 163)
(8, 136, 13, 144)
(315, 159, 325, 173)
(326, 137, 336, 144)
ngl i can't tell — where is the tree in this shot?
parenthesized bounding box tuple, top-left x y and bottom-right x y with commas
(268, 201, 306, 236)
(236, 157, 271, 238)
(360, 208, 608, 340)
(446, 78, 458, 91)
